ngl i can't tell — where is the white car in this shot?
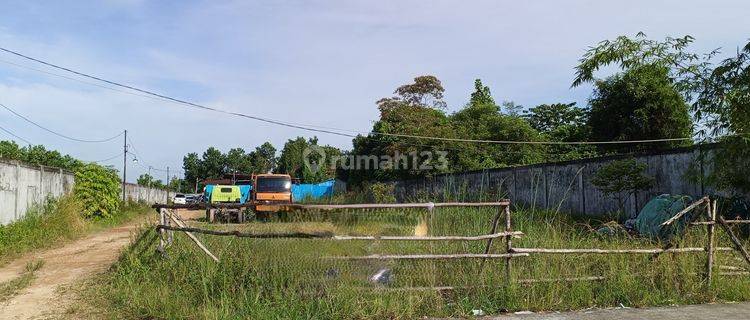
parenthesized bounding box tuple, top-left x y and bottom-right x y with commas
(172, 193, 187, 204)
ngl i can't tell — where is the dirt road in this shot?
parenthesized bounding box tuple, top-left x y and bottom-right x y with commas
(0, 219, 147, 320)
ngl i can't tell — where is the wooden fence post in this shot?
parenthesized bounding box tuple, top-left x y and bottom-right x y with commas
(158, 208, 166, 251)
(504, 204, 513, 283)
(167, 209, 174, 245)
(479, 205, 503, 271)
(706, 199, 716, 287)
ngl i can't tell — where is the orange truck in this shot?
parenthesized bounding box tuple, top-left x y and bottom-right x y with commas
(252, 174, 293, 215)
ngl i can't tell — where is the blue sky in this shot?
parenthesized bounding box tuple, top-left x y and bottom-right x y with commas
(0, 0, 748, 182)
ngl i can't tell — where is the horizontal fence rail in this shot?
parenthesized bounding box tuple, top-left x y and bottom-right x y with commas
(513, 247, 734, 254)
(152, 201, 510, 211)
(154, 196, 750, 292)
(326, 253, 529, 261)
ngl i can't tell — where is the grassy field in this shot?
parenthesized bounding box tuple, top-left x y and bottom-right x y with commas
(0, 195, 151, 265)
(89, 206, 750, 319)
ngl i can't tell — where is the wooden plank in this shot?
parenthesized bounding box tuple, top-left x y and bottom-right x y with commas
(692, 220, 750, 225)
(152, 201, 511, 210)
(168, 214, 220, 263)
(327, 253, 529, 260)
(504, 205, 513, 282)
(661, 197, 708, 226)
(706, 199, 716, 285)
(513, 247, 733, 254)
(333, 232, 522, 241)
(479, 206, 503, 271)
(717, 216, 750, 267)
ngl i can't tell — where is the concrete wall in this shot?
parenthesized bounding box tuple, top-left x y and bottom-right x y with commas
(0, 160, 167, 225)
(393, 145, 715, 217)
(123, 182, 169, 204)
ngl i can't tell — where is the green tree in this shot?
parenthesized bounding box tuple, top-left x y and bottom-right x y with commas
(249, 142, 277, 174)
(182, 152, 201, 189)
(277, 137, 338, 182)
(200, 147, 226, 179)
(226, 147, 253, 174)
(0, 140, 22, 160)
(450, 79, 545, 170)
(73, 163, 121, 219)
(137, 174, 155, 187)
(523, 103, 596, 160)
(587, 64, 693, 153)
(592, 158, 655, 214)
(347, 75, 456, 185)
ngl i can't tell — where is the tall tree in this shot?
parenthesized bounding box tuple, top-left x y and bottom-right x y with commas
(250, 142, 277, 174)
(587, 64, 692, 153)
(200, 147, 226, 179)
(523, 103, 595, 160)
(450, 79, 545, 170)
(226, 147, 253, 174)
(348, 75, 455, 185)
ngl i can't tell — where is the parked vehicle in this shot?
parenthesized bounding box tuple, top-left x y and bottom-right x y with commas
(172, 193, 187, 204)
(210, 185, 241, 203)
(252, 174, 293, 215)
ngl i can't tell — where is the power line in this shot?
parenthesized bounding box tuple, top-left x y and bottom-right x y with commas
(0, 124, 32, 145)
(0, 46, 696, 146)
(87, 151, 124, 163)
(0, 102, 123, 143)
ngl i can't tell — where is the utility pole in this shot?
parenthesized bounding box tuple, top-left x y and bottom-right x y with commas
(166, 166, 170, 203)
(122, 129, 127, 201)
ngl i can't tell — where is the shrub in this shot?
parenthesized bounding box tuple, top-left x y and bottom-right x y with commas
(74, 163, 121, 219)
(366, 182, 396, 203)
(592, 158, 654, 214)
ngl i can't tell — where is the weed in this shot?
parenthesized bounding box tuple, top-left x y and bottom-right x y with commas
(89, 206, 750, 319)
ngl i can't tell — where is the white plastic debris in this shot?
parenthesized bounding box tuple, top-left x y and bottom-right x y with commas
(369, 268, 393, 285)
(471, 309, 485, 316)
(514, 311, 533, 315)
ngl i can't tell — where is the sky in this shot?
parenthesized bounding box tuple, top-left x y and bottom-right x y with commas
(0, 0, 748, 182)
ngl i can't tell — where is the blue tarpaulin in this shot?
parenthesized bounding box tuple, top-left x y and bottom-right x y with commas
(238, 185, 252, 203)
(292, 179, 335, 201)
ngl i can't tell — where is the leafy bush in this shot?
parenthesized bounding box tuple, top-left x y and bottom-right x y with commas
(74, 163, 121, 219)
(592, 158, 655, 214)
(366, 182, 396, 203)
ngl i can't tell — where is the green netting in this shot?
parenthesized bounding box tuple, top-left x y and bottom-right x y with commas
(634, 194, 693, 241)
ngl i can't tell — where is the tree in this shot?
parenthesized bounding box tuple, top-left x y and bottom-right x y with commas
(74, 163, 121, 219)
(0, 140, 22, 160)
(276, 137, 339, 182)
(137, 174, 155, 187)
(523, 103, 595, 160)
(182, 152, 201, 189)
(391, 75, 447, 109)
(591, 158, 655, 214)
(450, 79, 546, 171)
(587, 64, 693, 153)
(249, 142, 277, 174)
(347, 75, 456, 185)
(226, 147, 253, 174)
(200, 147, 226, 179)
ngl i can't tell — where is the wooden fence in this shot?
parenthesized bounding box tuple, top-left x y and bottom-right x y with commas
(153, 198, 750, 289)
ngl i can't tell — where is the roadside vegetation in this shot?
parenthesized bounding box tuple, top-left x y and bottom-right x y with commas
(0, 163, 152, 265)
(89, 206, 750, 319)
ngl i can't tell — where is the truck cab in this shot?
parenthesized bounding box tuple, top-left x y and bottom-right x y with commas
(252, 174, 293, 213)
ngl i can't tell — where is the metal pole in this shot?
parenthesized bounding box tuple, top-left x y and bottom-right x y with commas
(122, 129, 127, 201)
